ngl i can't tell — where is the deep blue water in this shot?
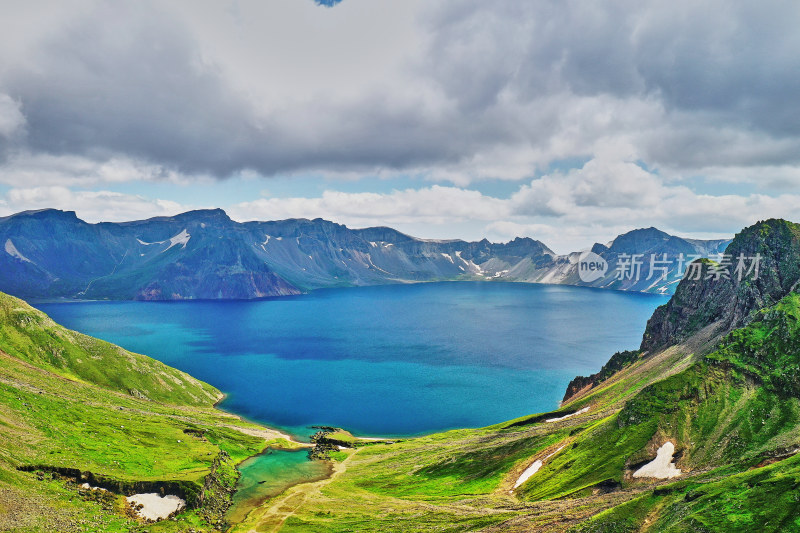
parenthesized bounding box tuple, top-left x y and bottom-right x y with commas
(35, 282, 665, 438)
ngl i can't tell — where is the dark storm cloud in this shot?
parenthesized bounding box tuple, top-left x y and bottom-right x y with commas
(422, 0, 800, 170)
(4, 4, 264, 175)
(1, 2, 474, 177)
(2, 0, 800, 181)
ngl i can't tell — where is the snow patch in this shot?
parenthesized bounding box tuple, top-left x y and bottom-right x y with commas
(633, 442, 682, 479)
(4, 239, 31, 262)
(441, 253, 454, 263)
(162, 229, 191, 252)
(126, 493, 186, 521)
(515, 460, 543, 487)
(546, 406, 590, 423)
(513, 445, 566, 489)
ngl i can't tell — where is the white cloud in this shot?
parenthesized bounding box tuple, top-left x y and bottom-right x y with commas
(511, 158, 666, 216)
(0, 152, 204, 187)
(1, 186, 189, 222)
(228, 185, 509, 226)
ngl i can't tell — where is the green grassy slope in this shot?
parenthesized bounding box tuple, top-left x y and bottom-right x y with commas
(574, 453, 800, 532)
(0, 294, 220, 406)
(0, 292, 272, 532)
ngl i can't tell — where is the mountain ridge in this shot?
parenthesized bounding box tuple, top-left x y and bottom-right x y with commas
(0, 208, 730, 301)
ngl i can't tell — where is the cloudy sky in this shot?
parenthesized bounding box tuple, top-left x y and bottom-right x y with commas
(1, 0, 799, 252)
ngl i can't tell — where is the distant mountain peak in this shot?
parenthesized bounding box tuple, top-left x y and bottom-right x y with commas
(177, 208, 231, 220)
(612, 226, 669, 242)
(12, 208, 79, 220)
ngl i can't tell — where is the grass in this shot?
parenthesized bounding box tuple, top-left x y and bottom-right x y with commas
(0, 293, 220, 406)
(574, 453, 800, 532)
(0, 292, 270, 531)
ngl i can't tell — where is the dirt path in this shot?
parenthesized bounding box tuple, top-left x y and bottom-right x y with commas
(231, 453, 353, 533)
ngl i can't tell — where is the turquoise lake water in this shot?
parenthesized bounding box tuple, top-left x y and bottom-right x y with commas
(226, 449, 331, 523)
(35, 281, 666, 439)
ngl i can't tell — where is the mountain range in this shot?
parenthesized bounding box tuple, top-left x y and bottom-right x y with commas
(0, 208, 730, 300)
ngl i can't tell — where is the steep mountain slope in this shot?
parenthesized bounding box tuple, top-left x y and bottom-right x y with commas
(0, 209, 299, 300)
(642, 219, 800, 352)
(0, 209, 729, 300)
(252, 219, 800, 532)
(0, 291, 285, 532)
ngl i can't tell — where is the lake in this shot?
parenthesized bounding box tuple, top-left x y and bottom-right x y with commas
(35, 281, 666, 438)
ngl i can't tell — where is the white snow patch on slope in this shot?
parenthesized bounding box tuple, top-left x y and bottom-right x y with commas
(441, 253, 454, 263)
(546, 406, 590, 423)
(162, 229, 190, 252)
(513, 445, 566, 489)
(126, 493, 185, 521)
(4, 239, 31, 262)
(633, 442, 682, 479)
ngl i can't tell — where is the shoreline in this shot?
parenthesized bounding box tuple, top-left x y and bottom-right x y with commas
(212, 397, 311, 448)
(28, 278, 675, 306)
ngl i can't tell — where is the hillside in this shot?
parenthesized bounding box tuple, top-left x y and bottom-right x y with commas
(0, 291, 289, 532)
(0, 209, 729, 300)
(236, 219, 800, 532)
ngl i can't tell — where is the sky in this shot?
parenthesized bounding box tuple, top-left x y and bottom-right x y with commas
(1, 0, 799, 253)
